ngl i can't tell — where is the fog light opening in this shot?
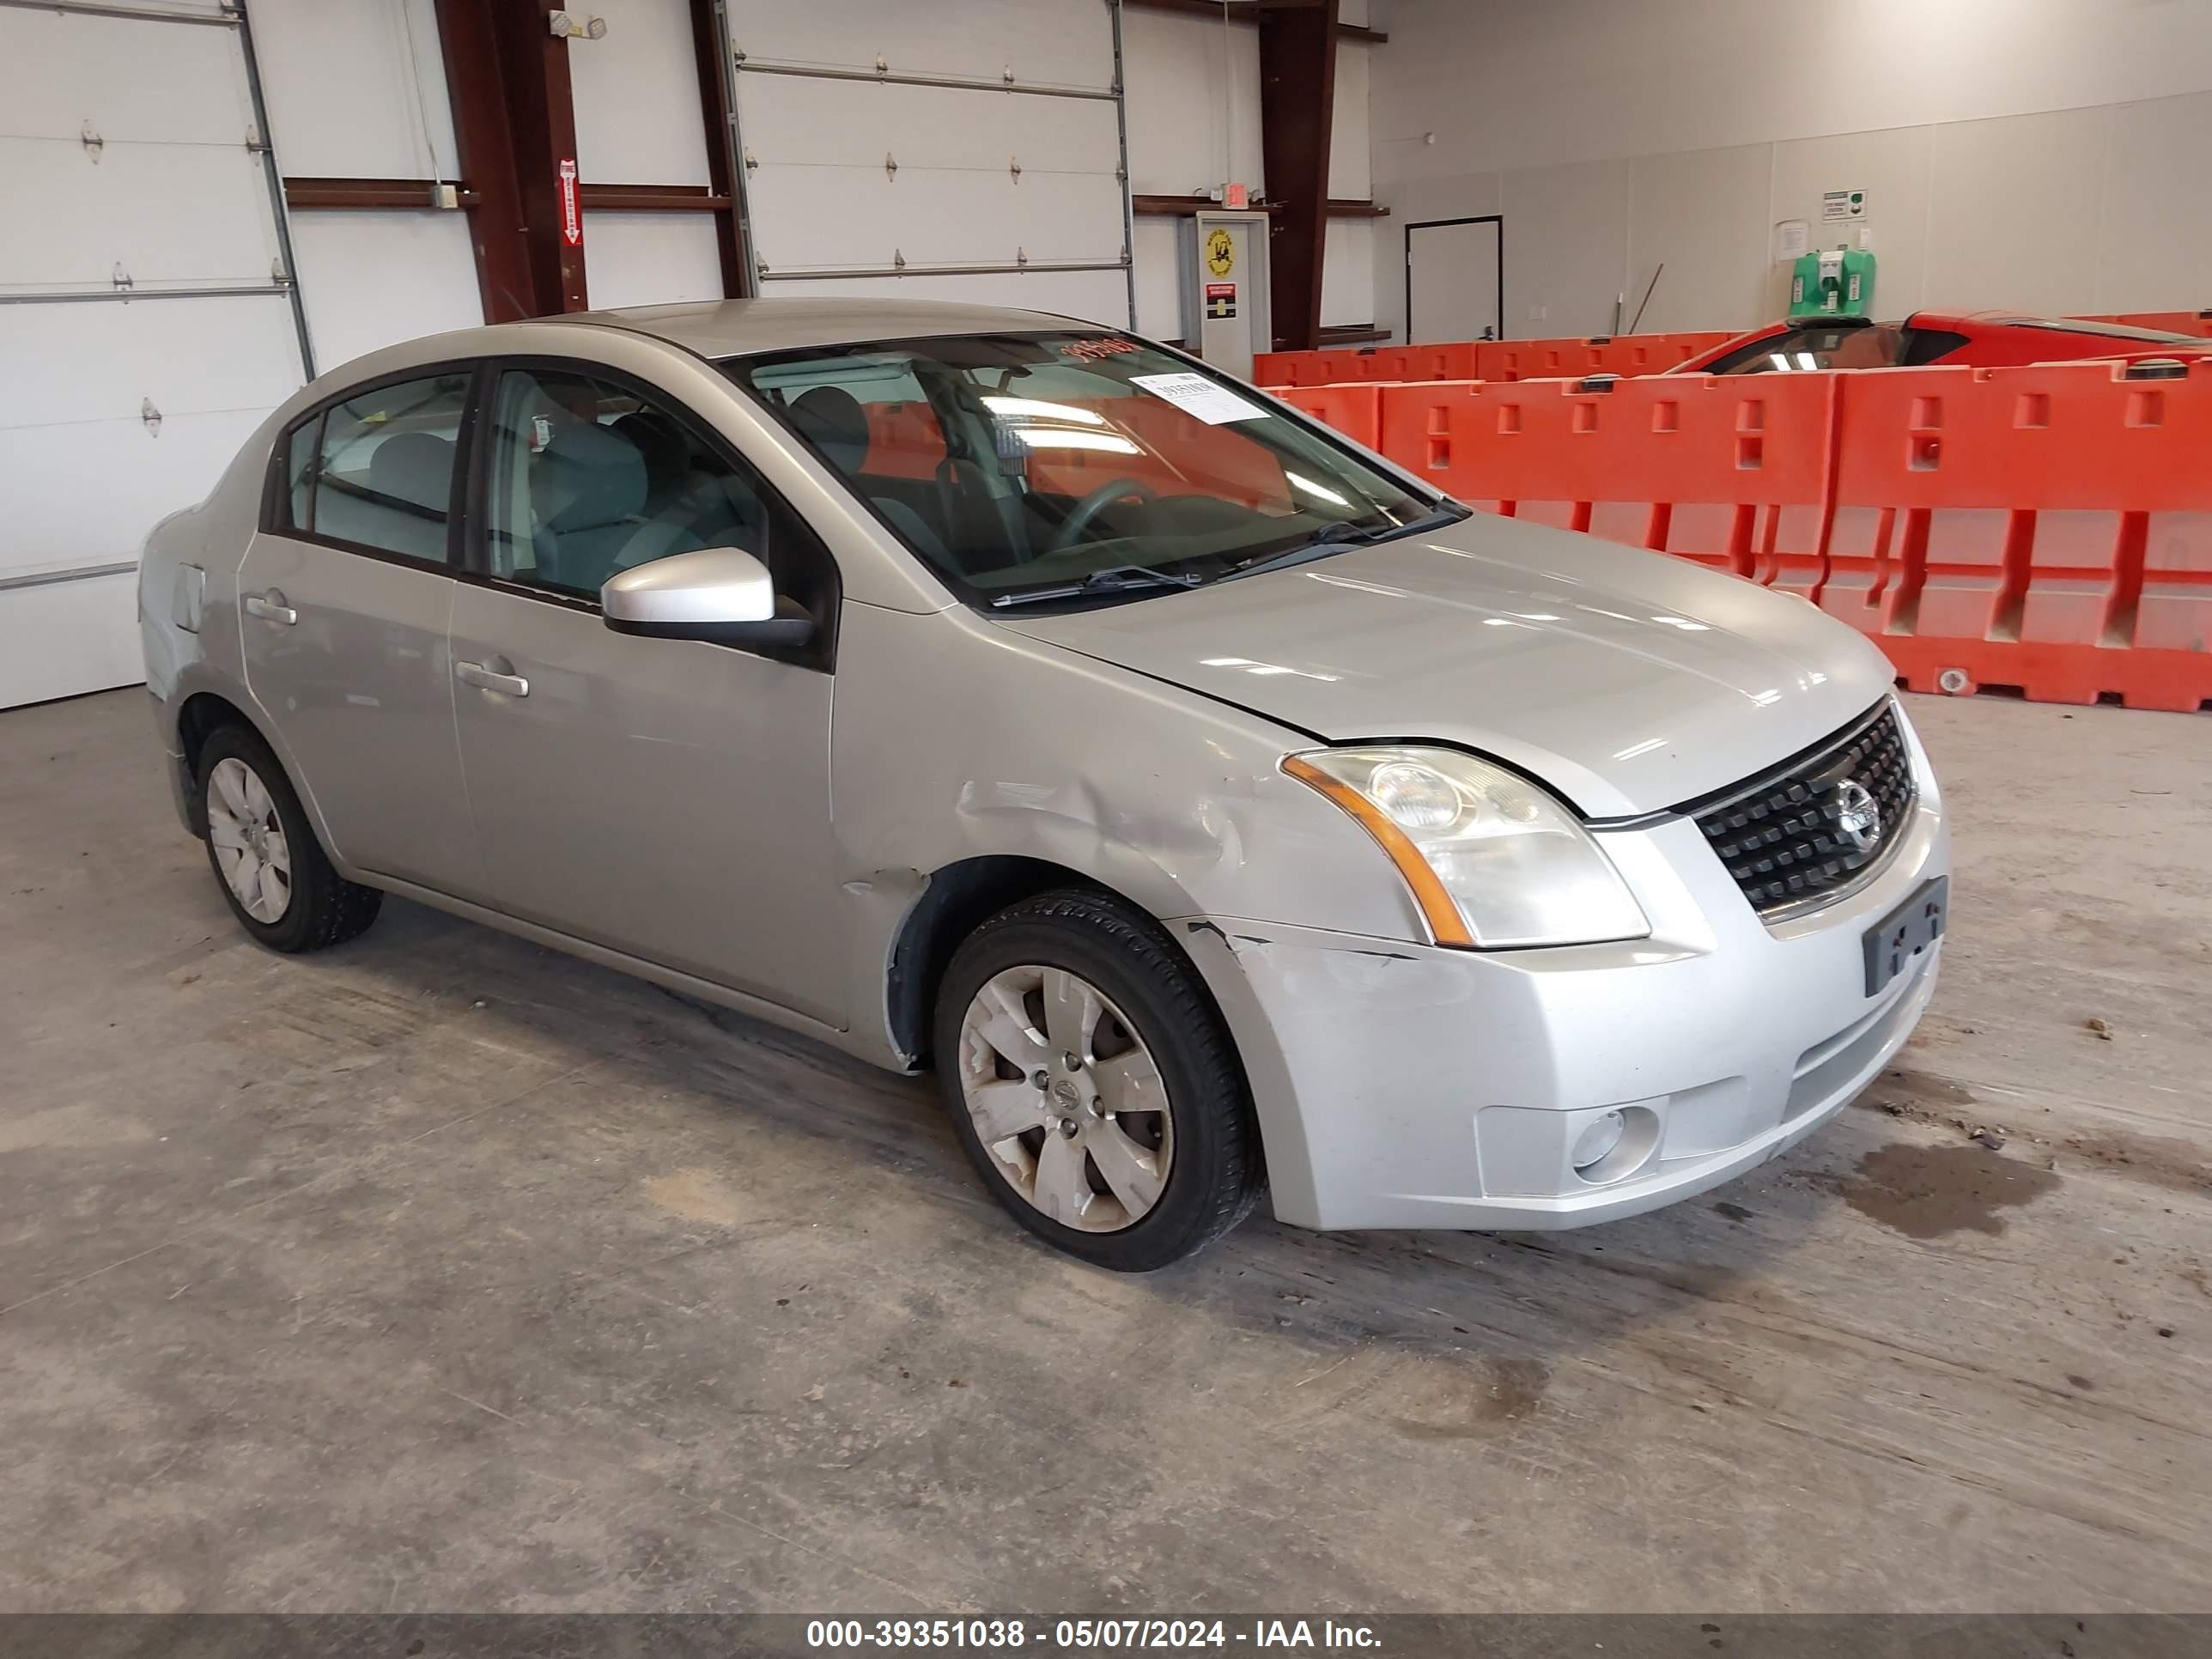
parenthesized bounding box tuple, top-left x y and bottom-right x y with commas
(1570, 1104, 1662, 1186)
(1571, 1110, 1626, 1173)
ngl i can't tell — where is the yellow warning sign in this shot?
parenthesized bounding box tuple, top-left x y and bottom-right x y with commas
(1205, 228, 1236, 277)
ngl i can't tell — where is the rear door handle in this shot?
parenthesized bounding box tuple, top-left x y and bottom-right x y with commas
(244, 591, 296, 626)
(455, 659, 530, 697)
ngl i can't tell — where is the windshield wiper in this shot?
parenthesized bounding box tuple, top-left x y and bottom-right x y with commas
(988, 564, 1207, 608)
(1219, 503, 1472, 583)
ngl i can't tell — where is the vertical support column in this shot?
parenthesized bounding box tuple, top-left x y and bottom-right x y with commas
(1258, 0, 1339, 352)
(432, 0, 586, 319)
(434, 0, 532, 320)
(690, 0, 749, 296)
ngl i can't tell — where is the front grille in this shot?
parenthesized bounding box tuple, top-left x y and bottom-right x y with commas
(1687, 703, 1917, 916)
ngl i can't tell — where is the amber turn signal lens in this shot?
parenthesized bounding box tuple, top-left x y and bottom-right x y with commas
(1282, 754, 1475, 949)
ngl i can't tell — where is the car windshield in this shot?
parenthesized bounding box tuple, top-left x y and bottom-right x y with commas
(723, 331, 1452, 606)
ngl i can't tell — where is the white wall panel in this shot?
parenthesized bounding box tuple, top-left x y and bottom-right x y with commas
(1132, 219, 1184, 340)
(1372, 0, 2212, 183)
(0, 574, 144, 709)
(732, 9, 1127, 317)
(289, 210, 482, 372)
(0, 9, 253, 147)
(1369, 0, 2212, 338)
(1, 3, 305, 703)
(583, 214, 727, 312)
(1769, 124, 1936, 318)
(2094, 92, 2212, 312)
(571, 0, 710, 185)
(727, 0, 1114, 90)
(1329, 43, 1371, 200)
(252, 0, 459, 180)
(1321, 220, 1375, 330)
(1498, 159, 1632, 338)
(1624, 143, 1771, 336)
(1, 138, 283, 290)
(1123, 9, 1264, 198)
(1924, 106, 2112, 319)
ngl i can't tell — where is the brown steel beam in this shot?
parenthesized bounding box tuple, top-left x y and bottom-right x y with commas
(284, 177, 481, 210)
(431, 0, 538, 319)
(688, 0, 748, 296)
(1258, 0, 1338, 351)
(1123, 0, 1382, 42)
(432, 0, 586, 317)
(577, 184, 732, 211)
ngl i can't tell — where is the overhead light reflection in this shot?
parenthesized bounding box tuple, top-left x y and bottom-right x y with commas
(983, 396, 1106, 426)
(1284, 471, 1351, 507)
(1012, 428, 1139, 454)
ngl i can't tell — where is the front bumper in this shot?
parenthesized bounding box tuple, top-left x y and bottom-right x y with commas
(1182, 717, 1949, 1232)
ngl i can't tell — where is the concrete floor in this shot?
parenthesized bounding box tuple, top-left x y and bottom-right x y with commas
(2, 688, 2207, 1614)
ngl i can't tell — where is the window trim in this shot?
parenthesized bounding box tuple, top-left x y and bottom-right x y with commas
(259, 358, 484, 575)
(461, 354, 843, 674)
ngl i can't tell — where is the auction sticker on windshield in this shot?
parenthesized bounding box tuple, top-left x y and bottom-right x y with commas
(1129, 372, 1270, 426)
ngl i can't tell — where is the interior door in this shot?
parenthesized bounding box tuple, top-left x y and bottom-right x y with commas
(447, 362, 845, 1026)
(239, 369, 485, 900)
(1408, 217, 1503, 345)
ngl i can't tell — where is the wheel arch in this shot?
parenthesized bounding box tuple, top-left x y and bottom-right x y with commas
(175, 690, 267, 836)
(884, 855, 1237, 1080)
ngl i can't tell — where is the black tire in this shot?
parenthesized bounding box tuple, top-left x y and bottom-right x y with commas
(196, 722, 382, 954)
(932, 889, 1263, 1270)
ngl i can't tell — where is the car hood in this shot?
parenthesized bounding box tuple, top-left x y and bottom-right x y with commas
(993, 515, 1898, 817)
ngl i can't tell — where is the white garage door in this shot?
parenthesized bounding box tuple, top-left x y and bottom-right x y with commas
(726, 0, 1134, 325)
(0, 1, 308, 709)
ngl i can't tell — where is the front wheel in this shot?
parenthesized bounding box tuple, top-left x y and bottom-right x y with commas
(933, 890, 1262, 1270)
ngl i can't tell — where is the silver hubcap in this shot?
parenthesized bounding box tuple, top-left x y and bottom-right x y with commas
(206, 757, 292, 925)
(957, 965, 1173, 1233)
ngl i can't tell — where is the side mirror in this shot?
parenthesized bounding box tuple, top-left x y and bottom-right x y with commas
(601, 546, 814, 648)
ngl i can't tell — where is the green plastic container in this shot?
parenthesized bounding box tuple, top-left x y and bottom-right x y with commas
(1789, 246, 1876, 318)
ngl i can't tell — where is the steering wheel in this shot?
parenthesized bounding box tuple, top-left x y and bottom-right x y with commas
(1048, 477, 1158, 555)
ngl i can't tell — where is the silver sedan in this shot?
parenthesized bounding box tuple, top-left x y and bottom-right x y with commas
(137, 299, 1949, 1269)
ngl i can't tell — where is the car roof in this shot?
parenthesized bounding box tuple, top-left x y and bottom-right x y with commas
(548, 296, 1089, 358)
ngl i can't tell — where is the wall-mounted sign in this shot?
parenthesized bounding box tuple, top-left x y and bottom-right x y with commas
(557, 156, 582, 247)
(1774, 218, 1810, 264)
(1223, 182, 1249, 210)
(1205, 282, 1237, 319)
(1205, 228, 1236, 277)
(1821, 189, 1868, 222)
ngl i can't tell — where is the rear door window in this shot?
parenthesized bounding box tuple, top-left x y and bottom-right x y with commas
(285, 373, 471, 564)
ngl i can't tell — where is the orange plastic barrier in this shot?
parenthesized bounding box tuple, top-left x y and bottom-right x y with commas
(1378, 373, 1838, 595)
(1273, 382, 1384, 450)
(1822, 359, 2212, 710)
(1475, 333, 1735, 383)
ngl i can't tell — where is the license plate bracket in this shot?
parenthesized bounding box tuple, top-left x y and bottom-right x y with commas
(1863, 875, 1948, 996)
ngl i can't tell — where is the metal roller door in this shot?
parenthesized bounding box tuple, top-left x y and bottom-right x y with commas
(0, 0, 309, 709)
(726, 0, 1135, 325)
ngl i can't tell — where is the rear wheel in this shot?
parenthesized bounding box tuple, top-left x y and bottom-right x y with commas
(197, 723, 381, 953)
(933, 890, 1261, 1270)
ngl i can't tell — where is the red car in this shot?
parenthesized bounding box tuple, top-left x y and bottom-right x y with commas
(1673, 309, 2212, 375)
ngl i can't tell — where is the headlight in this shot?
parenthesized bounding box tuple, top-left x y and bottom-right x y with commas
(1283, 746, 1650, 949)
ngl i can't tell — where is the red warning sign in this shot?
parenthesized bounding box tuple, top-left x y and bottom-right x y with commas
(556, 157, 582, 247)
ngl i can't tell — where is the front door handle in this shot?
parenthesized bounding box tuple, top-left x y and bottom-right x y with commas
(455, 659, 530, 698)
(244, 590, 296, 626)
